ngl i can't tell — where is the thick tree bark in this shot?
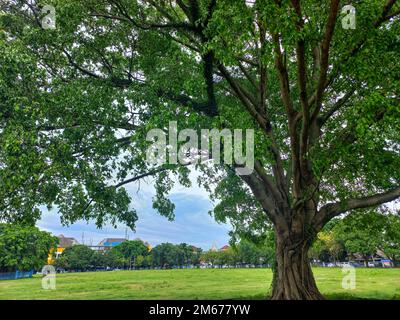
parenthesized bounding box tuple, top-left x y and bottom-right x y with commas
(270, 224, 325, 300)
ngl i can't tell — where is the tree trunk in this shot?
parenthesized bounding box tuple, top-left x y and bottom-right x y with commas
(270, 231, 325, 300)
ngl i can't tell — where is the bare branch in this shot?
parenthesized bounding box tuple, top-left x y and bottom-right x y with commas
(114, 168, 167, 188)
(114, 162, 193, 189)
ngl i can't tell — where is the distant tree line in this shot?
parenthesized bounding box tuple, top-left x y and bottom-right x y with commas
(201, 240, 275, 268)
(54, 241, 204, 271)
(53, 239, 276, 271)
(1, 210, 399, 274)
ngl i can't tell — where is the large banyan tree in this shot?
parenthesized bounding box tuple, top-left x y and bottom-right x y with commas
(1, 0, 400, 299)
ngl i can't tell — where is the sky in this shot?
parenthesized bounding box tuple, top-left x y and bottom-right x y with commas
(36, 171, 231, 250)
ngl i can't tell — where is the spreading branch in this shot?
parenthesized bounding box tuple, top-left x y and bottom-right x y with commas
(317, 187, 400, 226)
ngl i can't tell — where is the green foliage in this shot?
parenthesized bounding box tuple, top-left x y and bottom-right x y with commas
(309, 230, 345, 263)
(332, 210, 386, 259)
(311, 210, 400, 265)
(0, 223, 58, 271)
(105, 239, 149, 268)
(176, 243, 202, 266)
(111, 240, 148, 261)
(0, 1, 399, 245)
(150, 242, 202, 268)
(103, 249, 125, 269)
(381, 214, 400, 264)
(57, 245, 97, 270)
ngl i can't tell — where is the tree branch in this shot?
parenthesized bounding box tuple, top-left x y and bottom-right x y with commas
(114, 168, 167, 188)
(318, 187, 400, 224)
(254, 160, 284, 204)
(272, 33, 295, 117)
(318, 86, 357, 127)
(310, 0, 340, 123)
(314, 0, 400, 110)
(376, 0, 399, 26)
(114, 162, 193, 189)
(218, 64, 267, 129)
(290, 0, 313, 181)
(240, 172, 280, 224)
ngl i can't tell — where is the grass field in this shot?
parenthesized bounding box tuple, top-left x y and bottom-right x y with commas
(1, 268, 400, 300)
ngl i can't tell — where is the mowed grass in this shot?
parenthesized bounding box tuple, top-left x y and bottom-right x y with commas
(1, 268, 400, 300)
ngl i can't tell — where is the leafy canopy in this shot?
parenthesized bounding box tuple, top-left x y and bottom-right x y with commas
(0, 1, 399, 241)
(0, 223, 58, 271)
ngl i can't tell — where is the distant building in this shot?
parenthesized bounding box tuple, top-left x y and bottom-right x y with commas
(98, 238, 127, 250)
(48, 234, 79, 264)
(87, 237, 152, 252)
(191, 245, 202, 252)
(220, 245, 230, 252)
(58, 234, 79, 248)
(87, 245, 107, 252)
(348, 250, 394, 267)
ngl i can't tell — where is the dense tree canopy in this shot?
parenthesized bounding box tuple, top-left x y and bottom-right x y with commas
(149, 242, 202, 267)
(1, 0, 399, 299)
(308, 210, 400, 266)
(55, 244, 98, 270)
(309, 227, 346, 263)
(333, 210, 400, 265)
(151, 242, 182, 267)
(111, 239, 149, 260)
(0, 223, 58, 272)
(333, 210, 386, 265)
(381, 213, 400, 264)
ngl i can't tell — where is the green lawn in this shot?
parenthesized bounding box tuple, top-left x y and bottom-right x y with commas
(1, 268, 400, 300)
